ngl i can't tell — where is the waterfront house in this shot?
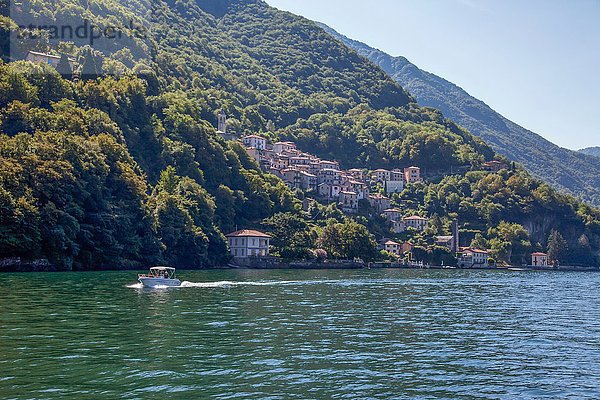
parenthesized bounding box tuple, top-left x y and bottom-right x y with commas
(383, 240, 402, 257)
(242, 134, 267, 150)
(401, 242, 414, 254)
(458, 248, 489, 268)
(226, 230, 271, 257)
(404, 166, 423, 184)
(531, 252, 549, 266)
(403, 215, 428, 231)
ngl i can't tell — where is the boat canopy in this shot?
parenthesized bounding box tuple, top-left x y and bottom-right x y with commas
(145, 266, 177, 279)
(149, 266, 176, 271)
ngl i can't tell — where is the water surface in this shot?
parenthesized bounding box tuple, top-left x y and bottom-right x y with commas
(1, 269, 599, 399)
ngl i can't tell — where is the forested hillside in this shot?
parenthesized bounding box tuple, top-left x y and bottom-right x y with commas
(320, 24, 600, 207)
(0, 0, 598, 269)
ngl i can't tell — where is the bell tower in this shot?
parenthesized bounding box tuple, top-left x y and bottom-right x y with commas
(217, 110, 227, 133)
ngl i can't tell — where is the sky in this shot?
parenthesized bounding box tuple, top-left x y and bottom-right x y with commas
(265, 0, 600, 150)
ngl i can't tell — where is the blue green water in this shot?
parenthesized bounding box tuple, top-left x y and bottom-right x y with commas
(1, 269, 599, 399)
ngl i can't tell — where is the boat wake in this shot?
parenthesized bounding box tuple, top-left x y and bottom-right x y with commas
(126, 280, 304, 289)
(179, 280, 301, 288)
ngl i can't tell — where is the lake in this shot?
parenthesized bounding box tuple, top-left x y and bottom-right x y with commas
(1, 269, 599, 399)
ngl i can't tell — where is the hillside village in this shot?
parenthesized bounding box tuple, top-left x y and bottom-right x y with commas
(2, 49, 593, 270)
(215, 111, 530, 268)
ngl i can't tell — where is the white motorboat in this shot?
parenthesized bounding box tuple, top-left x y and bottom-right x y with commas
(138, 267, 181, 287)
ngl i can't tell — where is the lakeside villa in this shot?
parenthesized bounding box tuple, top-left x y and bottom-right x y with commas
(226, 230, 271, 258)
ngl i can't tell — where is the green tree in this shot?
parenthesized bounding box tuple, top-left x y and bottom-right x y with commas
(547, 229, 568, 263)
(262, 212, 314, 259)
(317, 219, 377, 261)
(488, 221, 531, 265)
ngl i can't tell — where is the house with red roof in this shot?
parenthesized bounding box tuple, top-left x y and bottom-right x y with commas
(531, 252, 549, 266)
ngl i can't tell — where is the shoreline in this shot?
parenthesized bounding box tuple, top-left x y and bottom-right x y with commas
(1, 262, 598, 273)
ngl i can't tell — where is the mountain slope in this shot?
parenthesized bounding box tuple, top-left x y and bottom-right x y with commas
(320, 23, 600, 207)
(579, 147, 600, 158)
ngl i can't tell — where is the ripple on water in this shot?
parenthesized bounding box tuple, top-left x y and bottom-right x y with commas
(1, 269, 599, 399)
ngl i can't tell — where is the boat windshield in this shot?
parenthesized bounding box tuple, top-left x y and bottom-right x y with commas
(148, 267, 176, 279)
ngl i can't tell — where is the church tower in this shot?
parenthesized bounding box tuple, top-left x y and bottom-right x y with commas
(452, 220, 460, 253)
(217, 110, 227, 133)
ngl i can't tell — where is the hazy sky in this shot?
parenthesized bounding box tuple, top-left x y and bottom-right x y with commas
(266, 0, 600, 150)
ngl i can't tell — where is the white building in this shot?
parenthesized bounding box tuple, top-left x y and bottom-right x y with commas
(372, 169, 391, 182)
(458, 248, 489, 268)
(26, 51, 76, 70)
(384, 180, 404, 194)
(339, 191, 359, 213)
(391, 220, 406, 234)
(318, 168, 341, 185)
(319, 160, 340, 171)
(383, 240, 402, 257)
(368, 194, 392, 213)
(318, 183, 342, 200)
(273, 141, 296, 154)
(300, 171, 318, 192)
(403, 215, 428, 231)
(531, 252, 549, 266)
(242, 135, 267, 150)
(226, 230, 271, 258)
(382, 208, 403, 221)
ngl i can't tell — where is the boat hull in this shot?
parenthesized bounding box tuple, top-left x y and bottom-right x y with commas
(138, 277, 181, 287)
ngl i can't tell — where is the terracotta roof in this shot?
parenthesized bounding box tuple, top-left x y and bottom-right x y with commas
(383, 208, 402, 213)
(532, 252, 548, 256)
(462, 248, 488, 254)
(384, 240, 400, 246)
(404, 215, 428, 220)
(226, 230, 271, 238)
(243, 134, 266, 140)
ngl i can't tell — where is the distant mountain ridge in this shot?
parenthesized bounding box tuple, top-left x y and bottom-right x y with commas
(579, 147, 600, 158)
(319, 23, 600, 206)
